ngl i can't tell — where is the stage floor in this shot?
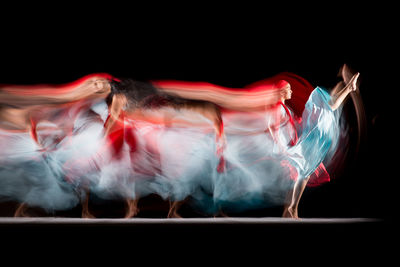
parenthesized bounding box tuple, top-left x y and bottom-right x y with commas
(0, 217, 380, 225)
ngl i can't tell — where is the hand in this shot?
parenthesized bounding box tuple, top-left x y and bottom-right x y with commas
(90, 78, 112, 96)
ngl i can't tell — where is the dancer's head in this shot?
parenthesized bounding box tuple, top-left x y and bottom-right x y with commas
(280, 83, 292, 101)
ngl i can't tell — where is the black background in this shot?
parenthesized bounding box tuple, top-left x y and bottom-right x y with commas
(0, 4, 397, 258)
(0, 5, 395, 220)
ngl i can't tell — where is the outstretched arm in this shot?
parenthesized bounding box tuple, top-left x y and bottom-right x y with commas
(0, 76, 111, 106)
(152, 80, 283, 111)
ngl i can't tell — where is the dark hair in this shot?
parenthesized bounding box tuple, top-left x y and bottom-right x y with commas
(108, 78, 160, 108)
(107, 78, 193, 110)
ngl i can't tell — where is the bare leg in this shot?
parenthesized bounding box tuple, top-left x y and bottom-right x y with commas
(330, 64, 354, 97)
(81, 189, 95, 219)
(330, 81, 345, 98)
(168, 200, 184, 218)
(341, 64, 356, 84)
(125, 198, 139, 218)
(282, 176, 310, 219)
(14, 202, 29, 217)
(329, 72, 359, 111)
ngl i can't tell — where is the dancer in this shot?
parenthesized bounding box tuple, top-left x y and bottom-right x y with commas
(89, 79, 226, 218)
(0, 74, 113, 216)
(152, 74, 334, 217)
(282, 69, 360, 218)
(0, 74, 111, 217)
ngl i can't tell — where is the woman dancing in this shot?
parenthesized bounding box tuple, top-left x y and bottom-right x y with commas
(282, 69, 360, 218)
(98, 79, 226, 218)
(0, 74, 113, 216)
(151, 66, 360, 218)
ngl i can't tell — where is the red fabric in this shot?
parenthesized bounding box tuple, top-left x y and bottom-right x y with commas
(29, 117, 38, 145)
(307, 163, 330, 187)
(104, 112, 136, 159)
(217, 156, 226, 173)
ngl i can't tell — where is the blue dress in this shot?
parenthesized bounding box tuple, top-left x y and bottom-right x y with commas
(286, 87, 340, 179)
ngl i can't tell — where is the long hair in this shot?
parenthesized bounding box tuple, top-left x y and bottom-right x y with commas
(108, 79, 160, 109)
(108, 78, 193, 110)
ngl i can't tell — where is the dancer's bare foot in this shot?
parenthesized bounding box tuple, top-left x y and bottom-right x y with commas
(81, 197, 95, 218)
(167, 201, 182, 218)
(282, 206, 299, 219)
(125, 198, 139, 218)
(82, 211, 96, 219)
(345, 72, 360, 92)
(81, 206, 96, 219)
(14, 203, 29, 217)
(330, 71, 360, 111)
(167, 209, 182, 218)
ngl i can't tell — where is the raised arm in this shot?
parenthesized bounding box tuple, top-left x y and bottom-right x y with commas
(151, 80, 283, 111)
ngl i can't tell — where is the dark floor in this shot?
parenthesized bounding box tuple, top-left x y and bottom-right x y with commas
(0, 216, 394, 260)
